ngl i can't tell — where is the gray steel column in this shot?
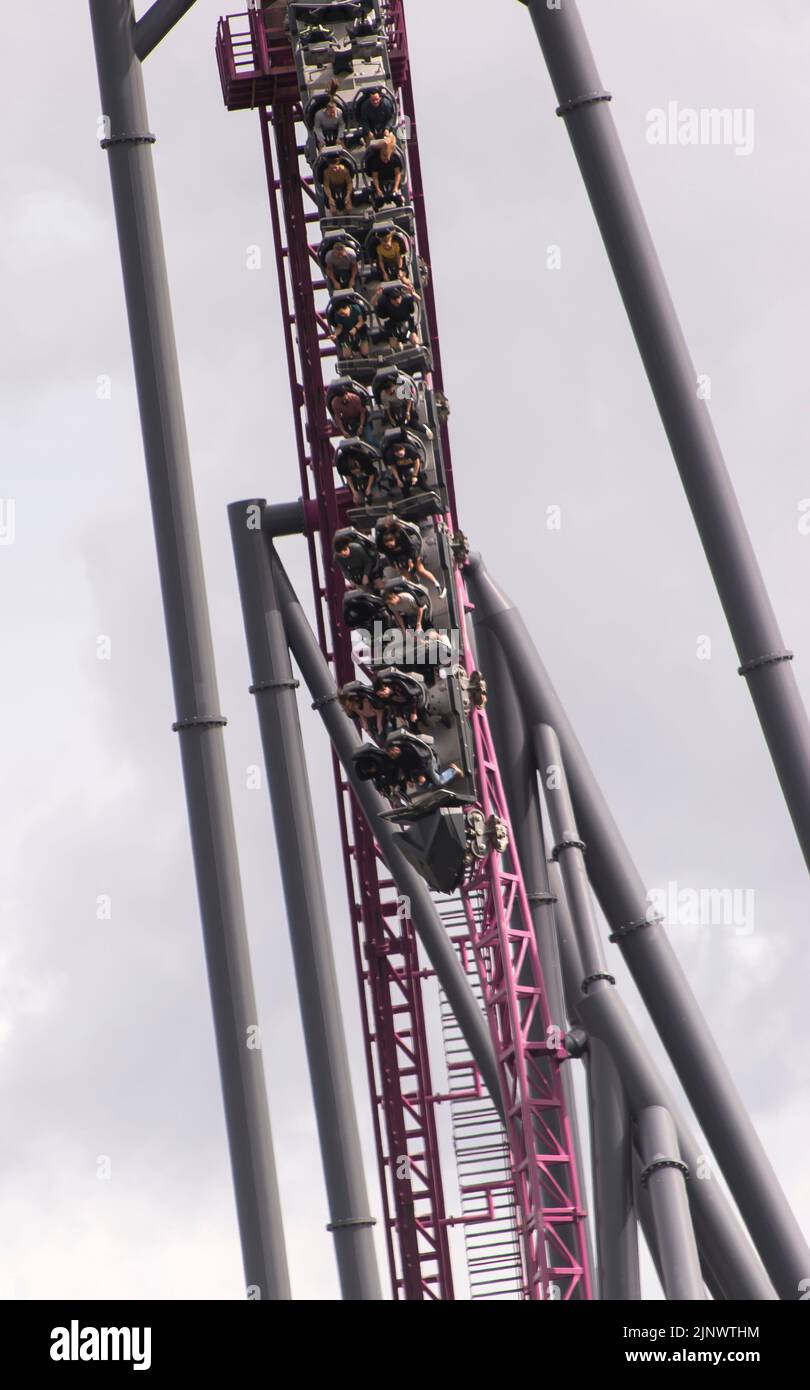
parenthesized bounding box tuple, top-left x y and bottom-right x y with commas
(467, 553, 807, 1299)
(88, 1, 290, 1299)
(524, 0, 810, 874)
(637, 1107, 705, 1301)
(631, 1146, 666, 1294)
(541, 730, 769, 1298)
(267, 542, 505, 1121)
(470, 610, 594, 1295)
(539, 727, 682, 1301)
(575, 985, 772, 1299)
(589, 1035, 640, 1300)
(229, 501, 381, 1301)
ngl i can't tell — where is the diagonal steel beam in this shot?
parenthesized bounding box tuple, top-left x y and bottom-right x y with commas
(134, 0, 198, 60)
(522, 0, 810, 875)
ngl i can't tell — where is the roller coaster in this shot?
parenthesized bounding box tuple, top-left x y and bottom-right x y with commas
(88, 0, 810, 1301)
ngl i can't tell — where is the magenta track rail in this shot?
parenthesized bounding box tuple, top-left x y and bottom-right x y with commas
(216, 1, 590, 1300)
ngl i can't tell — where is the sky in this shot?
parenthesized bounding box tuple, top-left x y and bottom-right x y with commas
(1, 0, 809, 1301)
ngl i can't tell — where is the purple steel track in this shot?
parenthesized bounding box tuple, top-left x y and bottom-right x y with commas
(216, 0, 590, 1299)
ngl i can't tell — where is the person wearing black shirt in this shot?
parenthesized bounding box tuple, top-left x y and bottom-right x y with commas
(365, 135, 404, 208)
(373, 282, 421, 349)
(356, 86, 397, 142)
(375, 514, 444, 594)
(383, 437, 429, 496)
(333, 526, 382, 587)
(334, 441, 380, 503)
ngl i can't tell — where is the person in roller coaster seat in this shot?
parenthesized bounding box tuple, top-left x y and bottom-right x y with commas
(373, 282, 421, 349)
(382, 576, 431, 633)
(321, 156, 356, 215)
(334, 442, 380, 504)
(342, 587, 390, 634)
(338, 681, 385, 737)
(384, 730, 461, 792)
(384, 437, 429, 496)
(372, 668, 427, 733)
(356, 86, 397, 142)
(327, 294, 370, 360)
(324, 238, 358, 291)
(373, 366, 418, 429)
(365, 135, 405, 209)
(327, 379, 371, 439)
(375, 514, 445, 596)
(313, 86, 347, 148)
(352, 743, 407, 799)
(333, 526, 382, 588)
(372, 226, 411, 283)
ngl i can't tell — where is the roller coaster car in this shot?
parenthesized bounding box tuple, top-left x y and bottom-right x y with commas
(326, 377, 372, 436)
(372, 365, 419, 426)
(353, 85, 398, 138)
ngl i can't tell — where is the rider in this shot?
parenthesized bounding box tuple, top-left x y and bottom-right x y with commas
(381, 576, 432, 633)
(327, 293, 370, 360)
(327, 379, 372, 439)
(323, 236, 359, 291)
(383, 436, 429, 496)
(372, 668, 427, 733)
(373, 281, 421, 349)
(384, 730, 461, 792)
(334, 441, 380, 504)
(365, 134, 405, 209)
(333, 526, 382, 588)
(375, 514, 444, 595)
(356, 86, 398, 142)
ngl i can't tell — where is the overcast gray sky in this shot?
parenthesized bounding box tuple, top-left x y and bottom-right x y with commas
(1, 0, 808, 1300)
